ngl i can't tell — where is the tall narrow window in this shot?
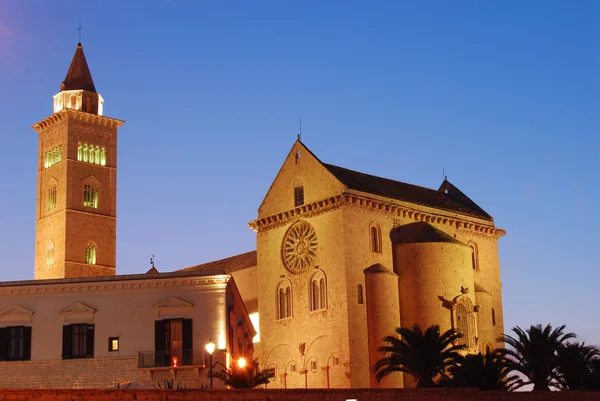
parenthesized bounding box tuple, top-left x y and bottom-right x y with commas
(455, 303, 469, 346)
(47, 185, 57, 210)
(44, 146, 62, 168)
(83, 184, 98, 208)
(77, 143, 83, 161)
(309, 270, 327, 311)
(85, 243, 97, 265)
(70, 95, 77, 109)
(492, 308, 496, 326)
(100, 148, 106, 166)
(46, 241, 55, 267)
(276, 280, 293, 319)
(357, 284, 364, 304)
(311, 280, 319, 311)
(370, 224, 382, 253)
(82, 144, 89, 163)
(469, 242, 479, 270)
(294, 186, 304, 207)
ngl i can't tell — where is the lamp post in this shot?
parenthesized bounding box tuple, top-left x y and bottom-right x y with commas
(205, 339, 216, 388)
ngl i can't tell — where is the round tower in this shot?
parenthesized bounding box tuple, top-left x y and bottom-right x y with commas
(393, 223, 477, 350)
(364, 263, 403, 388)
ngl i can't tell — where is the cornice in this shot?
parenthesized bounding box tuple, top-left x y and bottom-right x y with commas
(0, 275, 228, 296)
(32, 109, 124, 132)
(249, 193, 506, 239)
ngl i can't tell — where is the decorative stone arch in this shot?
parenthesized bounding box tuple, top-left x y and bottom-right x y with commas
(451, 294, 478, 349)
(0, 305, 34, 327)
(275, 278, 293, 320)
(308, 269, 327, 311)
(369, 222, 382, 253)
(82, 175, 101, 209)
(468, 240, 479, 270)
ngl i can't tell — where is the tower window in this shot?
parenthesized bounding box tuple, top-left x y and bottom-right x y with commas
(47, 185, 57, 210)
(370, 224, 382, 253)
(294, 186, 304, 207)
(455, 303, 469, 346)
(83, 185, 98, 208)
(357, 284, 364, 304)
(85, 243, 97, 265)
(492, 308, 496, 326)
(78, 142, 107, 166)
(44, 146, 62, 168)
(452, 297, 476, 349)
(46, 241, 55, 267)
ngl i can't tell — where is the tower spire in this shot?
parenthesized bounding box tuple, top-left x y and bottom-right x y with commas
(61, 43, 96, 93)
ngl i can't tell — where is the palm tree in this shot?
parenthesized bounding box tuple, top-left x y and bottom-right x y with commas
(500, 324, 576, 391)
(440, 349, 510, 390)
(556, 342, 600, 390)
(215, 358, 275, 389)
(374, 324, 465, 388)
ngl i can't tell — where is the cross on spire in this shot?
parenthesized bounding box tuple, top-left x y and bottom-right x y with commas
(78, 22, 82, 44)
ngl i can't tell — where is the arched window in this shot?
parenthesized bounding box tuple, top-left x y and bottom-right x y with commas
(100, 148, 106, 166)
(85, 243, 96, 265)
(468, 241, 479, 270)
(452, 296, 476, 349)
(357, 284, 364, 304)
(309, 270, 327, 311)
(82, 144, 88, 163)
(485, 344, 492, 355)
(370, 224, 382, 253)
(492, 308, 496, 326)
(83, 184, 98, 208)
(88, 146, 95, 163)
(455, 303, 469, 346)
(77, 143, 83, 161)
(276, 280, 292, 320)
(46, 241, 55, 267)
(47, 184, 57, 210)
(94, 146, 100, 165)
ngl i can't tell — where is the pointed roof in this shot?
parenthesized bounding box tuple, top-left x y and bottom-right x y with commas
(322, 163, 493, 221)
(61, 43, 96, 93)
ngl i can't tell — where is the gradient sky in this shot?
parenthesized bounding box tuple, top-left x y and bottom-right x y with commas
(0, 1, 598, 345)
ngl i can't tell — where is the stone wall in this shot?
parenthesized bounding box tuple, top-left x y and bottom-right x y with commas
(0, 388, 598, 401)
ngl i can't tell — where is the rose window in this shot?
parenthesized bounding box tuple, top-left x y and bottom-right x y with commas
(281, 221, 317, 274)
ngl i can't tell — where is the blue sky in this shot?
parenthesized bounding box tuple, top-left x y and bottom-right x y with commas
(0, 1, 598, 344)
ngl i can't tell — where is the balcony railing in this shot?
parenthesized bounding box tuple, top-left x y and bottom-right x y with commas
(137, 349, 205, 369)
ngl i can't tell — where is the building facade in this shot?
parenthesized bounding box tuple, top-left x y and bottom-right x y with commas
(1, 43, 506, 389)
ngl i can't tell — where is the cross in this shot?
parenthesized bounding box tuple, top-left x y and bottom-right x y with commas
(78, 22, 82, 43)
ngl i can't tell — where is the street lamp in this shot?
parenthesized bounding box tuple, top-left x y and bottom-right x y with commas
(205, 339, 216, 388)
(237, 357, 247, 368)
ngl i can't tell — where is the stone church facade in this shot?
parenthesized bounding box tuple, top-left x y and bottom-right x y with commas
(0, 43, 506, 389)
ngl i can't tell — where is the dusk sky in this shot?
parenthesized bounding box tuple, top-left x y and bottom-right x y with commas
(0, 1, 598, 345)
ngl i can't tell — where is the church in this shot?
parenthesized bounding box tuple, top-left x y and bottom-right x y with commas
(0, 43, 505, 389)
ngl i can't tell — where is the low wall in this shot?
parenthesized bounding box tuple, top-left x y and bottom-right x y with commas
(0, 357, 212, 389)
(0, 389, 598, 401)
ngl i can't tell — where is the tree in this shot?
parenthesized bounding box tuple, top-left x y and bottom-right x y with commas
(500, 324, 576, 391)
(440, 350, 510, 390)
(215, 358, 275, 389)
(556, 342, 600, 390)
(374, 324, 465, 388)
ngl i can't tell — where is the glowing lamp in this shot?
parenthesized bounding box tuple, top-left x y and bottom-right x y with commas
(238, 357, 247, 368)
(205, 339, 216, 355)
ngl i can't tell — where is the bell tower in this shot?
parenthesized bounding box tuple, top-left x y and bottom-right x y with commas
(33, 43, 124, 280)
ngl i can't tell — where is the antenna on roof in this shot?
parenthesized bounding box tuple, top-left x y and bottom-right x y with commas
(297, 117, 302, 142)
(78, 22, 82, 44)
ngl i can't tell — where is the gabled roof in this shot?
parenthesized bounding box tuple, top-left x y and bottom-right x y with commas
(178, 250, 257, 274)
(322, 163, 492, 221)
(61, 43, 96, 93)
